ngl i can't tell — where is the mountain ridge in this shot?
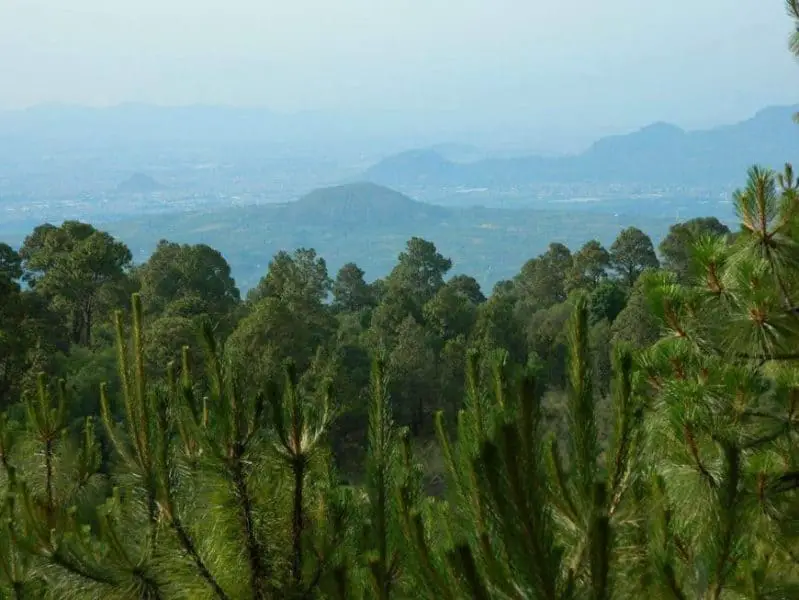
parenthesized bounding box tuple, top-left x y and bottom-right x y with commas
(365, 104, 799, 188)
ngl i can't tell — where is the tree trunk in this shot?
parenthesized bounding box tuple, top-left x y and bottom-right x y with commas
(71, 308, 82, 346)
(84, 304, 92, 347)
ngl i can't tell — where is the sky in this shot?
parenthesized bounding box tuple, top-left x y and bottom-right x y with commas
(0, 0, 797, 146)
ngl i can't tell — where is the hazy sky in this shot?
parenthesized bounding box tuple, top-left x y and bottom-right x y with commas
(1, 0, 797, 138)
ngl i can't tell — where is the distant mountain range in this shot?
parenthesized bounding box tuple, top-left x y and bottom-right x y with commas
(0, 104, 539, 158)
(365, 105, 799, 188)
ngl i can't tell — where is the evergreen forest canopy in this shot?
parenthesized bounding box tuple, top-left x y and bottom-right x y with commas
(0, 5, 798, 598)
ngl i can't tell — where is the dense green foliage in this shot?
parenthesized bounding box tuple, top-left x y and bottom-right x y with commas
(2, 160, 798, 598)
(0, 7, 797, 597)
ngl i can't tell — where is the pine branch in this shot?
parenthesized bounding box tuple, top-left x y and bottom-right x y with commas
(607, 346, 639, 518)
(734, 351, 799, 361)
(230, 443, 269, 599)
(708, 445, 742, 599)
(291, 454, 308, 588)
(366, 358, 393, 600)
(44, 436, 55, 525)
(683, 422, 716, 488)
(198, 325, 275, 599)
(170, 515, 231, 600)
(789, 1, 799, 25)
(588, 482, 611, 600)
(499, 424, 559, 600)
(566, 294, 599, 500)
(663, 563, 687, 600)
(448, 544, 490, 600)
(545, 436, 580, 526)
(768, 470, 799, 494)
(45, 547, 119, 589)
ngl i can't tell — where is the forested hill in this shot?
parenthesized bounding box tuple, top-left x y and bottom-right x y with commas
(88, 180, 704, 294)
(279, 181, 448, 228)
(365, 104, 799, 188)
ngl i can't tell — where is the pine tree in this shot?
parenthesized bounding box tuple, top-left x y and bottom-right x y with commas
(358, 357, 407, 599)
(0, 294, 352, 599)
(392, 296, 643, 599)
(636, 165, 799, 597)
